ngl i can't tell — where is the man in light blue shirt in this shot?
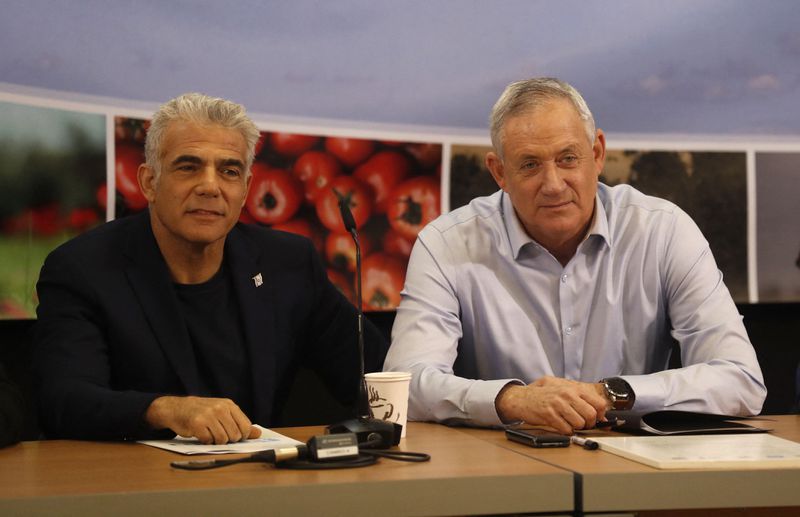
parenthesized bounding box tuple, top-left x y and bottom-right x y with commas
(384, 78, 766, 434)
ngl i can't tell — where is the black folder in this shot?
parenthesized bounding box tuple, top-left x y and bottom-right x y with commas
(605, 410, 771, 435)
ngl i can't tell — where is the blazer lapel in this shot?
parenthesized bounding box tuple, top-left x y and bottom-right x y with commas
(226, 225, 277, 425)
(123, 212, 201, 393)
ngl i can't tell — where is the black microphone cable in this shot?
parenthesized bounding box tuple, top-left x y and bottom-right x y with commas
(171, 447, 313, 471)
(170, 433, 430, 471)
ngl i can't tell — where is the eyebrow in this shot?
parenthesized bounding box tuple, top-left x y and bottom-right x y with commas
(169, 155, 245, 169)
(170, 155, 203, 167)
(218, 158, 245, 169)
(515, 143, 582, 160)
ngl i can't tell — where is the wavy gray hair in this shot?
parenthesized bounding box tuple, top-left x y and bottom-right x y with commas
(489, 78, 595, 157)
(144, 92, 261, 182)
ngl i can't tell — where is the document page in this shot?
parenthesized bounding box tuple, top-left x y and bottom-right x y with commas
(592, 434, 800, 469)
(138, 425, 303, 455)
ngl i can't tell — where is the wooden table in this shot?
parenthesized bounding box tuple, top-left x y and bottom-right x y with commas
(461, 414, 800, 515)
(0, 422, 573, 516)
(4, 416, 799, 516)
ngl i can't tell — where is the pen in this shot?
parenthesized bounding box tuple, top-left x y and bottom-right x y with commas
(595, 418, 622, 428)
(570, 435, 599, 450)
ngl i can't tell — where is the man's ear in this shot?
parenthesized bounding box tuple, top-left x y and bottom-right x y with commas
(138, 164, 157, 203)
(593, 129, 607, 178)
(485, 151, 506, 191)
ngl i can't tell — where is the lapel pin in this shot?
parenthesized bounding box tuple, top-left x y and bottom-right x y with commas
(252, 273, 263, 287)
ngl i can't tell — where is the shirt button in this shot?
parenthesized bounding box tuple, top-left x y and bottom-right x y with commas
(561, 274, 568, 283)
(565, 326, 573, 335)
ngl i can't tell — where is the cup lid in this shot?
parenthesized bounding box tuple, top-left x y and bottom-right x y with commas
(365, 371, 412, 381)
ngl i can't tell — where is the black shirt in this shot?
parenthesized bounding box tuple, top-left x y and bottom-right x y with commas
(174, 262, 253, 417)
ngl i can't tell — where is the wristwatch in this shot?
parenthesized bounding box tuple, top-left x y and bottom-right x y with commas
(600, 377, 635, 411)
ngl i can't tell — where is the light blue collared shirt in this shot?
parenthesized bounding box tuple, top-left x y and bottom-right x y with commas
(385, 184, 766, 427)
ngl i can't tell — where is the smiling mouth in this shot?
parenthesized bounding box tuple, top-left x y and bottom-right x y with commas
(542, 201, 571, 209)
(188, 209, 224, 217)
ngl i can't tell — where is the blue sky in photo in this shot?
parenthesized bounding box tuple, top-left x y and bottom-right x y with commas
(1, 0, 798, 135)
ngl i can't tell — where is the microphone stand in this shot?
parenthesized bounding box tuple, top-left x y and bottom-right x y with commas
(351, 228, 370, 420)
(326, 190, 401, 449)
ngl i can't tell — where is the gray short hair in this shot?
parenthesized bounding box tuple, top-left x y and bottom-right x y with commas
(144, 92, 261, 181)
(489, 78, 596, 157)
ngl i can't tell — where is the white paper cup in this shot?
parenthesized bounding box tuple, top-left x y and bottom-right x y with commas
(364, 372, 412, 438)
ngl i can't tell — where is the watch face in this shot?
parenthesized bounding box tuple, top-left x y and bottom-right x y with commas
(605, 378, 630, 398)
(604, 377, 634, 410)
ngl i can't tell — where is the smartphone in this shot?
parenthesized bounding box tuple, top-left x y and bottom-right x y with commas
(505, 428, 570, 448)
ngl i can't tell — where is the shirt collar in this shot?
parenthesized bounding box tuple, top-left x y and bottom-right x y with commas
(588, 190, 611, 248)
(501, 190, 611, 260)
(501, 191, 532, 259)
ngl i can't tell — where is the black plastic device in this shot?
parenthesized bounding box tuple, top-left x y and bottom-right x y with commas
(505, 428, 570, 448)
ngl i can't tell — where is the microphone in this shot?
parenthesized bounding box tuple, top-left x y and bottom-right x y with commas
(336, 188, 358, 236)
(335, 189, 368, 419)
(326, 189, 401, 449)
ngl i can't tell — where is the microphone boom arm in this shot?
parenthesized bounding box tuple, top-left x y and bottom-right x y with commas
(327, 190, 402, 448)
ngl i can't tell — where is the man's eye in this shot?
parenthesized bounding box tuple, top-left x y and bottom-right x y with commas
(521, 161, 540, 171)
(559, 155, 579, 167)
(222, 168, 241, 177)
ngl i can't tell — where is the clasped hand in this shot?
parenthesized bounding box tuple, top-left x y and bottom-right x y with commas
(496, 376, 610, 435)
(145, 395, 262, 444)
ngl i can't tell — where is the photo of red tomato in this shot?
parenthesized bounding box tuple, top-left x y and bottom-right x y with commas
(354, 150, 411, 214)
(324, 137, 375, 168)
(387, 176, 441, 240)
(361, 253, 406, 310)
(405, 143, 442, 169)
(315, 176, 373, 233)
(270, 132, 320, 157)
(115, 117, 149, 143)
(238, 208, 256, 224)
(115, 143, 148, 212)
(325, 232, 373, 272)
(382, 228, 415, 258)
(68, 207, 100, 232)
(96, 184, 108, 212)
(245, 163, 303, 225)
(254, 132, 266, 157)
(272, 217, 323, 252)
(292, 151, 342, 204)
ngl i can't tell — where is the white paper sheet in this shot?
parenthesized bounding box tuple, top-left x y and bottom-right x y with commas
(138, 425, 303, 455)
(591, 433, 800, 469)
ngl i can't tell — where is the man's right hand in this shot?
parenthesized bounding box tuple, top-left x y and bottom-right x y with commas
(144, 396, 261, 444)
(495, 376, 610, 435)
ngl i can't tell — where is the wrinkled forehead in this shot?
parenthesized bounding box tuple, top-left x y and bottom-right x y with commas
(160, 120, 247, 159)
(501, 103, 591, 152)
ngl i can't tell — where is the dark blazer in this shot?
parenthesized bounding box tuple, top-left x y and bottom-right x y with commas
(0, 363, 24, 447)
(34, 212, 387, 440)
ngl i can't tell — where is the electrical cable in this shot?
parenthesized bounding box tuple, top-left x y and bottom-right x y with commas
(171, 449, 284, 470)
(360, 449, 431, 462)
(276, 449, 430, 469)
(170, 434, 431, 471)
(276, 454, 378, 470)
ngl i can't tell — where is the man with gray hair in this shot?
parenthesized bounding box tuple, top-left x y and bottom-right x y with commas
(385, 78, 765, 434)
(35, 93, 387, 443)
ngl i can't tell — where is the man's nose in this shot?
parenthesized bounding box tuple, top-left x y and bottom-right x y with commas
(540, 161, 566, 194)
(195, 166, 221, 196)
